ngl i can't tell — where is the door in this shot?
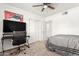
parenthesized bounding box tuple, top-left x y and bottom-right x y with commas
(43, 21, 52, 40)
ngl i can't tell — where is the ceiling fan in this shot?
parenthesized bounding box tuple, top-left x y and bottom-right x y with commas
(32, 3, 55, 12)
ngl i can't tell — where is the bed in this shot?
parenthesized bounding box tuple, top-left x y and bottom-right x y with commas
(46, 34, 79, 55)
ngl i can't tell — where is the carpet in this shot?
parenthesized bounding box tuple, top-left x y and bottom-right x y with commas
(18, 41, 60, 56)
(0, 41, 60, 56)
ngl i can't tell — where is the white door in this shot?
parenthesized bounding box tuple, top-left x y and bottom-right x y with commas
(29, 19, 43, 43)
(43, 21, 52, 40)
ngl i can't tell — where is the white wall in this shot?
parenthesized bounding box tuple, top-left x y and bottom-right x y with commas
(0, 3, 44, 52)
(45, 7, 79, 36)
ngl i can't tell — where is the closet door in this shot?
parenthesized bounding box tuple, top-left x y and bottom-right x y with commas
(34, 20, 43, 41)
(29, 19, 43, 43)
(44, 21, 52, 40)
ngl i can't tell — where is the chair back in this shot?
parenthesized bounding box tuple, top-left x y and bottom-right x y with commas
(12, 31, 26, 45)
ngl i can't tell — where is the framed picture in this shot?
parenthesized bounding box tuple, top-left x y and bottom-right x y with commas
(4, 10, 23, 22)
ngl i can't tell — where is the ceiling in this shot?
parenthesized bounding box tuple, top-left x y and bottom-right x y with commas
(7, 3, 79, 17)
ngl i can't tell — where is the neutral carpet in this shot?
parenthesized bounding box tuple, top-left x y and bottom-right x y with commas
(0, 41, 60, 56)
(18, 41, 60, 56)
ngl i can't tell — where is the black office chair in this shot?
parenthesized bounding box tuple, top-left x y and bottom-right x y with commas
(12, 31, 26, 54)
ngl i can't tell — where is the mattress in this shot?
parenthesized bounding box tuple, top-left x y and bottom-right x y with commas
(48, 34, 79, 50)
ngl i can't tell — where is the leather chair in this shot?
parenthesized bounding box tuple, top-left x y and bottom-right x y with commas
(12, 31, 26, 54)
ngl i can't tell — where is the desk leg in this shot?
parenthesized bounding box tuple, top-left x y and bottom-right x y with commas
(1, 38, 4, 56)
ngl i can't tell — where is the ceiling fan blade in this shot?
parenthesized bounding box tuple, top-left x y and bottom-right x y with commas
(43, 3, 51, 5)
(41, 8, 45, 12)
(48, 6, 55, 9)
(32, 5, 43, 7)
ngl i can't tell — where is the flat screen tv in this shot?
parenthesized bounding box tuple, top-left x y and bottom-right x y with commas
(3, 20, 26, 32)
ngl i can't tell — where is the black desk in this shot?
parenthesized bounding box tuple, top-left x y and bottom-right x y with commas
(1, 32, 30, 55)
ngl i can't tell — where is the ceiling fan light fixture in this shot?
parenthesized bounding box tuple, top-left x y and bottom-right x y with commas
(43, 5, 47, 8)
(33, 3, 55, 12)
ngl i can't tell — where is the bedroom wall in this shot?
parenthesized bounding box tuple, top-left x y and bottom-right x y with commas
(45, 6, 79, 36)
(0, 3, 44, 52)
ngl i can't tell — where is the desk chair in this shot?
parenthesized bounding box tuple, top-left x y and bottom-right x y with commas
(12, 31, 26, 54)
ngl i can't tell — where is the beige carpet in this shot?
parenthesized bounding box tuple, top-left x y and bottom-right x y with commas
(17, 41, 60, 56)
(0, 41, 61, 56)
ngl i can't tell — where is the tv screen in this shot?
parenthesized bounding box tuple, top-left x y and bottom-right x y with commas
(3, 20, 26, 32)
